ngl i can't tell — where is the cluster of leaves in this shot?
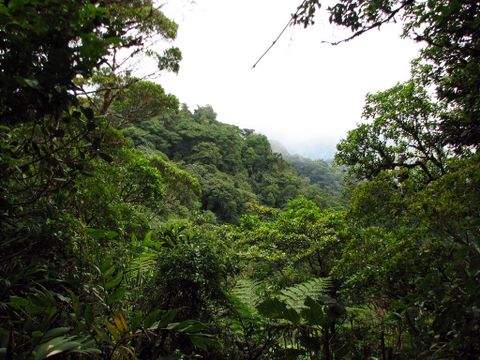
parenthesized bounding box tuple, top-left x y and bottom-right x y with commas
(1, 4, 346, 352)
(225, 277, 344, 359)
(123, 104, 342, 223)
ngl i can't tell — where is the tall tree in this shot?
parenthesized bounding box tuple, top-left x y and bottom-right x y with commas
(0, 0, 181, 211)
(336, 78, 448, 183)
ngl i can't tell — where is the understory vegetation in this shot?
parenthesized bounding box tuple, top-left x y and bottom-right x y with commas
(1, 0, 479, 359)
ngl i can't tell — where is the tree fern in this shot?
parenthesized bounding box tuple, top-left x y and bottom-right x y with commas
(231, 278, 264, 311)
(125, 247, 157, 307)
(225, 278, 267, 339)
(278, 277, 332, 314)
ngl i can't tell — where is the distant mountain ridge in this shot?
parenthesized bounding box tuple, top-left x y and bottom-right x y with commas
(270, 139, 345, 197)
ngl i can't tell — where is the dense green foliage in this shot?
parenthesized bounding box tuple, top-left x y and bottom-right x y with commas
(1, 0, 479, 359)
(122, 103, 340, 222)
(280, 153, 346, 208)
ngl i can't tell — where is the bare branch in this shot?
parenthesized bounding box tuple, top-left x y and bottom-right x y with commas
(251, 0, 309, 69)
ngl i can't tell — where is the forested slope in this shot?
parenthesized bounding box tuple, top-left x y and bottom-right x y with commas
(1, 0, 480, 359)
(122, 101, 343, 222)
(283, 154, 345, 203)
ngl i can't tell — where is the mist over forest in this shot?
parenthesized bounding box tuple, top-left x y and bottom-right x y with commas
(1, 1, 480, 359)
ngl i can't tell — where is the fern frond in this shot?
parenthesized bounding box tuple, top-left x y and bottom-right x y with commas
(278, 278, 332, 313)
(231, 278, 264, 310)
(228, 278, 266, 320)
(126, 251, 156, 284)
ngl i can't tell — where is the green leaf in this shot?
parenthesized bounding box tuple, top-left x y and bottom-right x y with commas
(143, 231, 163, 250)
(257, 298, 300, 323)
(93, 326, 111, 344)
(166, 319, 207, 333)
(105, 270, 123, 290)
(43, 327, 71, 340)
(85, 228, 118, 240)
(8, 295, 29, 310)
(143, 309, 161, 329)
(23, 78, 39, 88)
(157, 309, 179, 328)
(301, 297, 325, 326)
(107, 288, 126, 306)
(33, 335, 100, 360)
(279, 278, 331, 312)
(102, 265, 115, 279)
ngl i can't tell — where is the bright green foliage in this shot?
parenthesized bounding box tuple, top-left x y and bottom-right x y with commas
(123, 103, 331, 222)
(81, 0, 181, 115)
(233, 198, 347, 285)
(332, 87, 480, 359)
(289, 2, 480, 353)
(0, 1, 210, 358)
(231, 278, 266, 314)
(1, 0, 109, 125)
(107, 80, 180, 128)
(151, 155, 201, 212)
(286, 6, 480, 354)
(226, 276, 342, 359)
(145, 226, 230, 322)
(67, 149, 162, 244)
(336, 80, 448, 182)
(328, 159, 480, 357)
(187, 164, 256, 223)
(189, 141, 223, 166)
(1, 0, 342, 358)
(31, 330, 101, 359)
(277, 278, 333, 313)
(1, 285, 101, 359)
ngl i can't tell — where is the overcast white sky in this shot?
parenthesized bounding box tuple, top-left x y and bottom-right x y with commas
(158, 0, 420, 159)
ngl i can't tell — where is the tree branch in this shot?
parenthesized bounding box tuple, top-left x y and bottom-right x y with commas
(252, 0, 309, 69)
(321, 1, 413, 46)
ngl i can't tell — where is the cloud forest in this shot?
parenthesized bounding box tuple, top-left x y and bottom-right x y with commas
(1, 0, 479, 359)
